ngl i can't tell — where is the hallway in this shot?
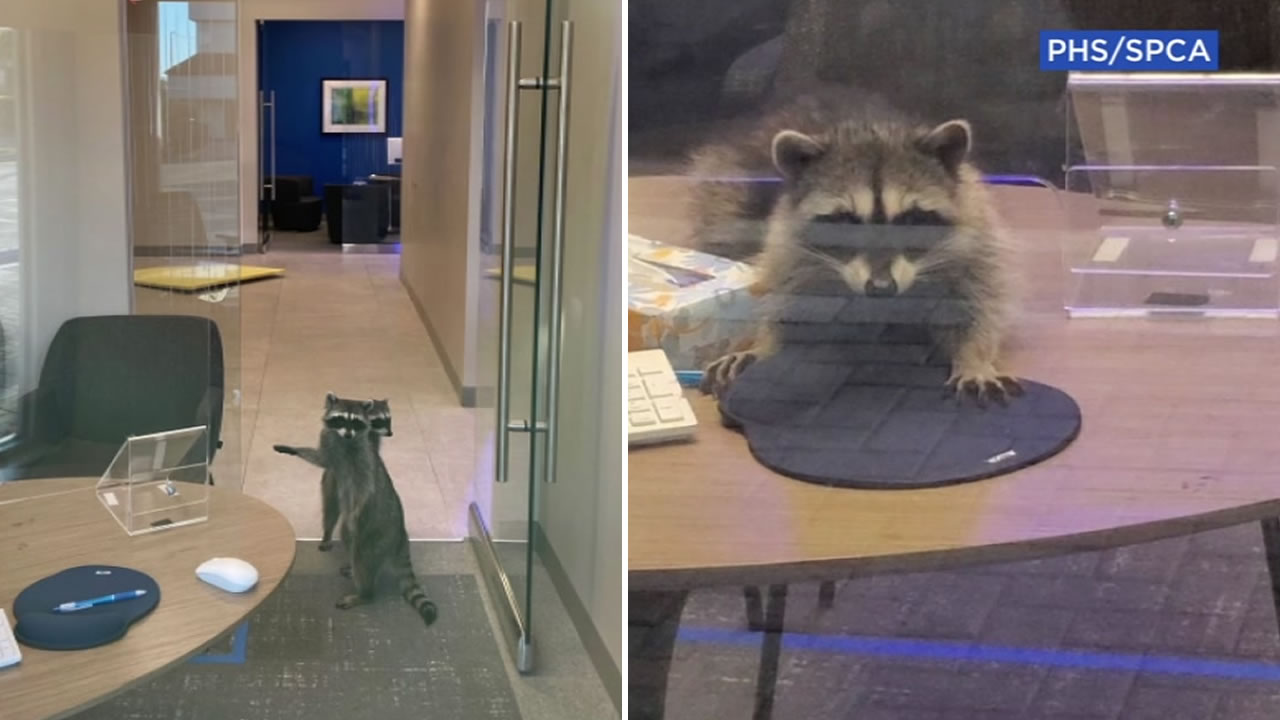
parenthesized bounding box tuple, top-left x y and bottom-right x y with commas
(237, 231, 479, 539)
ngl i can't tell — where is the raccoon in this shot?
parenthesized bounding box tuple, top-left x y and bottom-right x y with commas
(273, 397, 392, 552)
(274, 394, 437, 625)
(693, 88, 1020, 403)
(367, 398, 392, 439)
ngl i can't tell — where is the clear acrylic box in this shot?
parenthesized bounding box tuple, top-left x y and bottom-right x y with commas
(1062, 166, 1280, 318)
(1063, 73, 1280, 318)
(96, 425, 211, 536)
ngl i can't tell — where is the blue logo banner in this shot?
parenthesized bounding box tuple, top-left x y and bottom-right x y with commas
(1040, 31, 1219, 71)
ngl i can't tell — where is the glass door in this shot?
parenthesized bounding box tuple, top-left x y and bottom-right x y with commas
(470, 0, 569, 674)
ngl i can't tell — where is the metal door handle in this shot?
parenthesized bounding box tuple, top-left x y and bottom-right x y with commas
(269, 90, 277, 202)
(495, 21, 522, 484)
(258, 90, 277, 253)
(258, 90, 264, 204)
(541, 21, 572, 485)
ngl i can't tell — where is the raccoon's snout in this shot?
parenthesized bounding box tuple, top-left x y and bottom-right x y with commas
(866, 276, 898, 297)
(842, 254, 918, 296)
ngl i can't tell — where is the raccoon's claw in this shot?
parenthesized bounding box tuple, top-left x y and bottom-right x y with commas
(700, 351, 758, 397)
(947, 370, 1023, 407)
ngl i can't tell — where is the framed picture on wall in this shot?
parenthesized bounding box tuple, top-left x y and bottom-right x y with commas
(322, 79, 387, 133)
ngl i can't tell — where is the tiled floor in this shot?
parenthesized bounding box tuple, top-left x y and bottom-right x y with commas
(664, 522, 1280, 719)
(224, 230, 477, 539)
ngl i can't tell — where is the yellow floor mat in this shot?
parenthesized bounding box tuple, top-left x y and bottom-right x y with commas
(133, 263, 285, 292)
(483, 264, 537, 286)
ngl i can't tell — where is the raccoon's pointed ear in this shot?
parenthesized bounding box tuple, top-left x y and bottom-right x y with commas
(325, 392, 338, 409)
(920, 119, 971, 174)
(771, 130, 825, 178)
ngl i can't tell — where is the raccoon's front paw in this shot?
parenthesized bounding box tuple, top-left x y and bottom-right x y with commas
(336, 594, 364, 610)
(700, 351, 758, 397)
(272, 444, 297, 456)
(947, 364, 1023, 407)
(317, 540, 334, 552)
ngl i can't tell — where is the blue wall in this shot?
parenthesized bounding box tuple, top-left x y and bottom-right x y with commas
(260, 21, 403, 200)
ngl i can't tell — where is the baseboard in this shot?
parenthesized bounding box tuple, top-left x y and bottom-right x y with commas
(534, 523, 621, 714)
(400, 271, 480, 408)
(133, 245, 242, 258)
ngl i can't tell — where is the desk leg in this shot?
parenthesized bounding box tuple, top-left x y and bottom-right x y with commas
(744, 586, 765, 631)
(817, 580, 836, 609)
(1261, 518, 1280, 631)
(753, 584, 788, 720)
(630, 589, 689, 720)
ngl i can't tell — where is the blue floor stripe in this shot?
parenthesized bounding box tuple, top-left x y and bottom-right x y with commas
(679, 626, 1280, 682)
(189, 621, 248, 665)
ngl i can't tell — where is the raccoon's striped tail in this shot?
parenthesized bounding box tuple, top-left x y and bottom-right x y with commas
(397, 569, 438, 626)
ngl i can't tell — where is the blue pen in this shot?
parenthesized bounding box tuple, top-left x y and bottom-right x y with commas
(51, 589, 147, 613)
(674, 370, 704, 388)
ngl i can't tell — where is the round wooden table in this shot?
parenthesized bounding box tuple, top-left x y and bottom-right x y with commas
(0, 477, 296, 720)
(627, 179, 1280, 719)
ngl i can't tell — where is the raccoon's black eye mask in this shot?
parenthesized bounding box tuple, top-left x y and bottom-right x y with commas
(325, 416, 368, 433)
(804, 213, 951, 254)
(812, 208, 948, 227)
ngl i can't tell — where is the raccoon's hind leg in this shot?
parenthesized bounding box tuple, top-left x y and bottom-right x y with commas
(319, 473, 340, 552)
(337, 521, 353, 575)
(942, 325, 1022, 405)
(336, 548, 377, 609)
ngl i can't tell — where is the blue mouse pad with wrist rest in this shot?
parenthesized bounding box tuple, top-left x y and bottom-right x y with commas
(13, 565, 160, 650)
(717, 341, 1082, 489)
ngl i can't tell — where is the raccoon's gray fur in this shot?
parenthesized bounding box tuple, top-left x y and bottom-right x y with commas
(272, 396, 392, 552)
(693, 87, 1020, 402)
(274, 394, 437, 625)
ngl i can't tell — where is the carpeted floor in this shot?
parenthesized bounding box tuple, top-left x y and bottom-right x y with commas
(70, 550, 522, 720)
(662, 522, 1280, 719)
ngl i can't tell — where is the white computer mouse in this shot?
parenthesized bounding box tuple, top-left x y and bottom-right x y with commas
(195, 557, 259, 593)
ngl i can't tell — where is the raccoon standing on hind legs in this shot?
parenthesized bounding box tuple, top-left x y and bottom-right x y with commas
(273, 397, 392, 551)
(274, 394, 437, 626)
(691, 88, 1021, 404)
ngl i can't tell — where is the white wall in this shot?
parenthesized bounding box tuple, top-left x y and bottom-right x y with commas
(2, 0, 131, 389)
(399, 0, 488, 398)
(236, 0, 405, 251)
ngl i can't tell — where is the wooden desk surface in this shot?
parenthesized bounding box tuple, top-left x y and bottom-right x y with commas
(628, 177, 1280, 591)
(0, 478, 296, 720)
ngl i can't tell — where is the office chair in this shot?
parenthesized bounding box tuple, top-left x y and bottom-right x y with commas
(0, 315, 223, 482)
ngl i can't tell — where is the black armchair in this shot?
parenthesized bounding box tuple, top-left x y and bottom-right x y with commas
(269, 175, 324, 232)
(0, 315, 223, 482)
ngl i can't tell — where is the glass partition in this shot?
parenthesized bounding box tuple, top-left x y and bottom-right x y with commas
(130, 0, 243, 490)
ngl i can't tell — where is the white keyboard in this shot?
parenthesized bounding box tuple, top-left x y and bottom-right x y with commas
(0, 608, 21, 668)
(628, 349, 697, 446)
